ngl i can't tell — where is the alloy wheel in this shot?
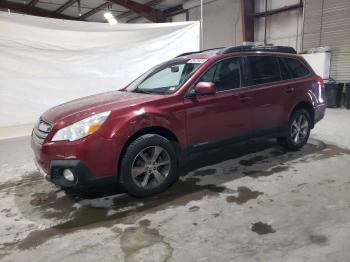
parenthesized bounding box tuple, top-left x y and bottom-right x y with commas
(291, 114, 309, 145)
(131, 146, 171, 189)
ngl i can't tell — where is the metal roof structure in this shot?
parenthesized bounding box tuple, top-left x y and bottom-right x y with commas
(0, 0, 185, 23)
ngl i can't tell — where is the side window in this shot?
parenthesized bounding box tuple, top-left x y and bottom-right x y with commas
(283, 58, 310, 78)
(278, 57, 292, 80)
(198, 57, 242, 92)
(247, 56, 281, 85)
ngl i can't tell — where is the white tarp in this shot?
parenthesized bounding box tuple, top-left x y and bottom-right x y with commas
(0, 12, 200, 127)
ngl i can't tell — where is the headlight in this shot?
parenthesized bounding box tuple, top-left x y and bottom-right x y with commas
(52, 111, 111, 142)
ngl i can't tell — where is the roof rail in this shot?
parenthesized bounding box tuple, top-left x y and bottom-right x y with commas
(220, 45, 297, 54)
(176, 47, 225, 57)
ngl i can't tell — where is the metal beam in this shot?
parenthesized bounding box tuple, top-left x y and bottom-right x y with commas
(0, 0, 76, 20)
(28, 0, 39, 8)
(240, 0, 254, 42)
(109, 0, 166, 22)
(117, 0, 162, 21)
(78, 2, 110, 20)
(54, 0, 78, 14)
(164, 4, 185, 16)
(254, 3, 303, 18)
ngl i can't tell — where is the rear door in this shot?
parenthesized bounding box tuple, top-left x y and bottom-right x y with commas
(184, 57, 253, 148)
(244, 55, 294, 136)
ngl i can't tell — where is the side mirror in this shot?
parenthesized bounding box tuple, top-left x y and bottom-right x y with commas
(194, 82, 217, 95)
(171, 66, 179, 73)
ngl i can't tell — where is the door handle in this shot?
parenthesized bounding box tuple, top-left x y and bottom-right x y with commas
(239, 94, 252, 103)
(286, 86, 295, 93)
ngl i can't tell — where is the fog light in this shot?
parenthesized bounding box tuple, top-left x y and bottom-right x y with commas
(63, 169, 74, 182)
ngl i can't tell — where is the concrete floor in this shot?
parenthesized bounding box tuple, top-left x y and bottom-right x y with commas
(0, 108, 350, 262)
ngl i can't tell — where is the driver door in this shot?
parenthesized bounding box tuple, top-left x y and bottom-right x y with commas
(184, 57, 253, 148)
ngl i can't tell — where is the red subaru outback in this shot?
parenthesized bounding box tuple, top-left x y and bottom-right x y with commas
(31, 45, 326, 197)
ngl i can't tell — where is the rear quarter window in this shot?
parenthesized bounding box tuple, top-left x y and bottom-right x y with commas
(283, 57, 310, 78)
(247, 56, 281, 85)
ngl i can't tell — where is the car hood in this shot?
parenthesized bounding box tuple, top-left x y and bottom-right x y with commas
(42, 90, 161, 129)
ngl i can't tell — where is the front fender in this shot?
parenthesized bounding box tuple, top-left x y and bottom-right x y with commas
(98, 105, 187, 147)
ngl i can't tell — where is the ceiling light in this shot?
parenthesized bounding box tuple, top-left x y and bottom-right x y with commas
(108, 18, 117, 25)
(104, 12, 114, 20)
(104, 11, 118, 25)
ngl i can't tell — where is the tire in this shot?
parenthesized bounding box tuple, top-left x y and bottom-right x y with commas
(119, 134, 179, 197)
(277, 109, 311, 151)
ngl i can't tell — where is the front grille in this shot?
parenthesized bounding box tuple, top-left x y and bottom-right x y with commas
(33, 118, 52, 145)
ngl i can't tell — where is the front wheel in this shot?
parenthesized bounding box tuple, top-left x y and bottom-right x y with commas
(277, 109, 311, 151)
(119, 134, 178, 197)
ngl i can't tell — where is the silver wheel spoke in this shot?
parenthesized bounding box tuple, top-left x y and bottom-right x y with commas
(153, 170, 164, 183)
(151, 146, 163, 163)
(291, 128, 298, 137)
(292, 121, 298, 130)
(300, 129, 307, 137)
(294, 132, 299, 143)
(297, 115, 303, 126)
(141, 173, 151, 187)
(139, 152, 148, 163)
(132, 166, 146, 178)
(154, 160, 170, 167)
(301, 121, 308, 130)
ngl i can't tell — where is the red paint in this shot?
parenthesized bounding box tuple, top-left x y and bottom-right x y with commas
(31, 50, 326, 180)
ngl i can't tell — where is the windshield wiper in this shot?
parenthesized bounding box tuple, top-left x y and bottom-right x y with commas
(133, 89, 154, 94)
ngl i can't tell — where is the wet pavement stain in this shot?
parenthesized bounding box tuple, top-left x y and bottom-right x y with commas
(309, 234, 328, 245)
(297, 183, 307, 187)
(309, 144, 350, 161)
(251, 222, 276, 235)
(243, 166, 289, 178)
(226, 187, 263, 205)
(188, 206, 200, 212)
(120, 220, 173, 262)
(193, 169, 216, 177)
(0, 173, 42, 194)
(239, 156, 269, 166)
(269, 149, 287, 157)
(4, 138, 350, 253)
(10, 177, 227, 251)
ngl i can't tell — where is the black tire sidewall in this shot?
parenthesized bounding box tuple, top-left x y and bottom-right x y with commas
(119, 134, 178, 197)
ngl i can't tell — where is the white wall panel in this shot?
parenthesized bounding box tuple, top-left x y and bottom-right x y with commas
(254, 0, 302, 51)
(304, 0, 350, 82)
(0, 13, 200, 127)
(188, 0, 242, 49)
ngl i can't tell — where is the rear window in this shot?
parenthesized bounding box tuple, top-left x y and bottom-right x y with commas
(247, 56, 281, 85)
(283, 57, 310, 78)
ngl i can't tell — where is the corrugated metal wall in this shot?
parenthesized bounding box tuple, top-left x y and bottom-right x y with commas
(303, 0, 350, 82)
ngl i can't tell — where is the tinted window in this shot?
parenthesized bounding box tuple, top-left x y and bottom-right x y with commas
(284, 58, 310, 78)
(278, 57, 292, 80)
(198, 57, 242, 92)
(247, 56, 281, 85)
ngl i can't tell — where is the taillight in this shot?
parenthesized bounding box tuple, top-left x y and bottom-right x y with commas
(316, 76, 324, 88)
(316, 75, 325, 103)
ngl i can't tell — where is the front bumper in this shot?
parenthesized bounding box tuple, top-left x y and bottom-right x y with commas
(45, 159, 117, 188)
(31, 131, 123, 188)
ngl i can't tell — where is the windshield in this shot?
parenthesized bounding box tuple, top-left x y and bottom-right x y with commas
(126, 59, 206, 94)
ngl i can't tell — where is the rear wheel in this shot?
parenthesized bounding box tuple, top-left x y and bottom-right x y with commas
(277, 109, 311, 151)
(119, 134, 178, 197)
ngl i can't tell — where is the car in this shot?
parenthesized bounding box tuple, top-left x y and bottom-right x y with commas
(31, 45, 327, 197)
